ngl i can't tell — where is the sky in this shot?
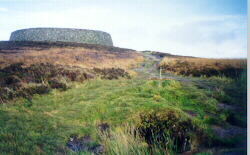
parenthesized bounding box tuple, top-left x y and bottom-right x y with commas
(0, 0, 248, 58)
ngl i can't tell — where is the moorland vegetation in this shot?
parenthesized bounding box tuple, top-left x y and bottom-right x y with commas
(0, 41, 247, 155)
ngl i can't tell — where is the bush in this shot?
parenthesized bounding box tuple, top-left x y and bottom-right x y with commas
(212, 88, 231, 103)
(22, 84, 51, 95)
(137, 110, 196, 154)
(49, 80, 67, 91)
(203, 116, 222, 125)
(226, 110, 246, 128)
(0, 63, 131, 101)
(209, 134, 244, 148)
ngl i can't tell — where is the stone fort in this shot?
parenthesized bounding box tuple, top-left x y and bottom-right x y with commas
(9, 28, 113, 46)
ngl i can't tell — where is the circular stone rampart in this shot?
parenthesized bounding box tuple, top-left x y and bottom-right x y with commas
(9, 28, 113, 46)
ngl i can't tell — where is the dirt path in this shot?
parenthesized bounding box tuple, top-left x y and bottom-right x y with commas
(132, 53, 161, 78)
(132, 53, 203, 82)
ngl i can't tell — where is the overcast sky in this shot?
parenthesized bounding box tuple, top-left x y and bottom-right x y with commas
(0, 0, 247, 58)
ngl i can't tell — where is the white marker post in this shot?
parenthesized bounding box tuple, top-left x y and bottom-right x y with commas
(160, 67, 162, 80)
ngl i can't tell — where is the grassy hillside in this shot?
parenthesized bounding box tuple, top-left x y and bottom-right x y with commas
(0, 42, 247, 155)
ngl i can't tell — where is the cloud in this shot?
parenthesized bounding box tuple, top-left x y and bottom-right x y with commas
(0, 2, 247, 58)
(0, 31, 10, 41)
(164, 20, 237, 45)
(0, 7, 8, 12)
(0, 6, 115, 38)
(155, 15, 247, 58)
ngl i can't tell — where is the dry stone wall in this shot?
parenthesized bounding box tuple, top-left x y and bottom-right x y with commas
(9, 28, 113, 46)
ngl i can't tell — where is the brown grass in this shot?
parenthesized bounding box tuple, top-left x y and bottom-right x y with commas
(159, 57, 247, 78)
(0, 41, 144, 69)
(160, 57, 246, 68)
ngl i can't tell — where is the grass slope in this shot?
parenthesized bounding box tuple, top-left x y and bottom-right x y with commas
(0, 43, 247, 155)
(0, 76, 246, 154)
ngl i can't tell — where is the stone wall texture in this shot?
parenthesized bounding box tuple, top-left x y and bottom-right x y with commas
(9, 28, 113, 46)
